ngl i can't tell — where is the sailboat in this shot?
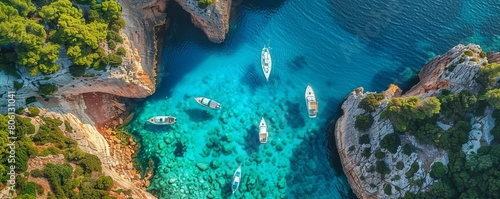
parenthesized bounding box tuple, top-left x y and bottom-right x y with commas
(305, 83, 318, 118)
(261, 45, 272, 81)
(232, 165, 242, 194)
(259, 117, 268, 143)
(194, 97, 221, 109)
(148, 116, 176, 125)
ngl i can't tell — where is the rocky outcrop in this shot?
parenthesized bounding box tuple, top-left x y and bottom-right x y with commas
(40, 97, 156, 199)
(175, 0, 231, 43)
(0, 0, 168, 104)
(335, 44, 488, 199)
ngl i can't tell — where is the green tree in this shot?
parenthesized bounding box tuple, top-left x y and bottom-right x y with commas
(414, 123, 442, 144)
(38, 83, 58, 95)
(27, 106, 40, 116)
(355, 114, 374, 132)
(484, 88, 500, 109)
(376, 160, 390, 178)
(477, 62, 500, 88)
(358, 93, 384, 112)
(95, 176, 114, 190)
(380, 133, 400, 153)
(430, 162, 447, 179)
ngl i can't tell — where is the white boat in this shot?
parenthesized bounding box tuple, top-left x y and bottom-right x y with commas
(194, 97, 221, 109)
(305, 83, 318, 118)
(261, 45, 272, 81)
(232, 165, 242, 194)
(259, 117, 268, 143)
(148, 116, 176, 125)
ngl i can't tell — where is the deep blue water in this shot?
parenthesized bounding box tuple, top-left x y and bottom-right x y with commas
(126, 0, 500, 198)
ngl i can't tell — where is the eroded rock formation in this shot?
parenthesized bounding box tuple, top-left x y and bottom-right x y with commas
(335, 44, 489, 198)
(175, 0, 231, 43)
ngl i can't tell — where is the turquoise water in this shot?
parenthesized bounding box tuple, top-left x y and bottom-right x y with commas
(125, 0, 500, 198)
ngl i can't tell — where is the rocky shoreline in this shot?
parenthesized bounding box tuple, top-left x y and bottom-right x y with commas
(334, 44, 492, 198)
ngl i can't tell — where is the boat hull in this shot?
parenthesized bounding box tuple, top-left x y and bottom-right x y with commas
(232, 166, 242, 194)
(261, 46, 272, 81)
(305, 84, 318, 118)
(194, 97, 221, 109)
(259, 117, 268, 143)
(148, 116, 176, 125)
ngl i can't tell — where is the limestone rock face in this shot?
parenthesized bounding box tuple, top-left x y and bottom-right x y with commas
(404, 44, 484, 97)
(335, 44, 488, 199)
(175, 0, 231, 43)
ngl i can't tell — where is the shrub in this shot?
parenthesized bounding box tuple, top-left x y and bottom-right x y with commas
(116, 47, 126, 56)
(355, 114, 374, 131)
(79, 154, 103, 174)
(406, 161, 419, 178)
(477, 62, 500, 88)
(430, 162, 447, 179)
(108, 54, 122, 67)
(381, 96, 440, 132)
(64, 121, 73, 132)
(198, 0, 216, 8)
(484, 88, 500, 109)
(402, 144, 413, 156)
(27, 106, 40, 116)
(26, 96, 37, 104)
(374, 148, 385, 159)
(358, 93, 385, 112)
(362, 147, 371, 158)
(396, 161, 404, 170)
(14, 80, 24, 90)
(480, 51, 486, 58)
(38, 84, 58, 95)
(359, 134, 370, 145)
(376, 161, 390, 178)
(464, 50, 473, 56)
(69, 64, 87, 77)
(384, 184, 392, 195)
(380, 133, 401, 153)
(95, 176, 114, 190)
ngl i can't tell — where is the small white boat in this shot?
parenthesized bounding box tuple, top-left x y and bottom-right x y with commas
(261, 45, 272, 81)
(232, 165, 242, 194)
(148, 116, 176, 125)
(305, 83, 318, 118)
(259, 117, 268, 143)
(194, 97, 221, 109)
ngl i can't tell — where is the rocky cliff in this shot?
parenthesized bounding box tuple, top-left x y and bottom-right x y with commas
(175, 0, 232, 43)
(335, 44, 491, 198)
(0, 0, 169, 101)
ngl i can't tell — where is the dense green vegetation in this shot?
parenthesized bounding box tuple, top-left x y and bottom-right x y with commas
(380, 133, 401, 153)
(0, 0, 125, 78)
(0, 113, 118, 198)
(381, 96, 441, 132)
(358, 93, 385, 112)
(380, 60, 500, 198)
(197, 0, 216, 9)
(477, 62, 500, 88)
(355, 114, 374, 132)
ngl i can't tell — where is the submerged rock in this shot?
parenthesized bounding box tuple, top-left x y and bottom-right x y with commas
(196, 163, 209, 171)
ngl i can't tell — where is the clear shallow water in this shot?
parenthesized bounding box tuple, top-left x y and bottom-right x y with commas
(125, 0, 500, 198)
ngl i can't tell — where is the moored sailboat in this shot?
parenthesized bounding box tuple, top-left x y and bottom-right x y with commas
(261, 45, 272, 81)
